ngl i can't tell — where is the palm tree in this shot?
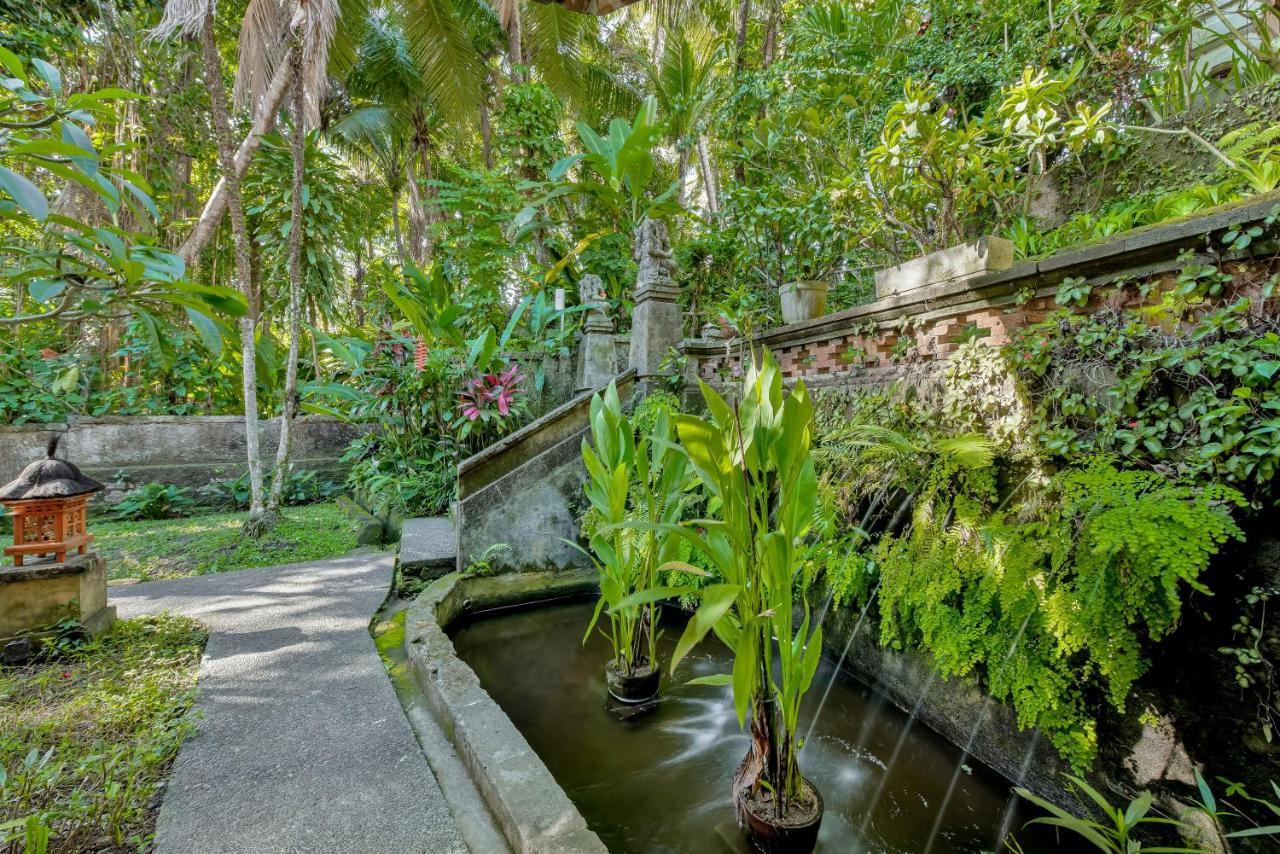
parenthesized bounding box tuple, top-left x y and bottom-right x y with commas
(263, 0, 341, 520)
(158, 0, 342, 530)
(640, 22, 723, 210)
(151, 0, 273, 533)
(339, 20, 447, 264)
(331, 105, 413, 260)
(176, 0, 368, 264)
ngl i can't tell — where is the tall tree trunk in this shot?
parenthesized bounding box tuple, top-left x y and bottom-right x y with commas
(179, 46, 296, 266)
(353, 238, 367, 326)
(676, 147, 692, 209)
(507, 6, 526, 84)
(697, 135, 719, 213)
(266, 49, 305, 517)
(412, 109, 438, 262)
(404, 156, 427, 264)
(762, 1, 780, 70)
(201, 9, 269, 535)
(390, 188, 407, 264)
(734, 0, 752, 75)
(479, 88, 495, 170)
(733, 0, 752, 183)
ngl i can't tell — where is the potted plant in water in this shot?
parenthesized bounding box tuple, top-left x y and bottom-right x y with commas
(645, 351, 825, 850)
(576, 383, 690, 703)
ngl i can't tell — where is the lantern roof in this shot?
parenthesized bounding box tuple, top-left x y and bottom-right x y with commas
(0, 436, 104, 501)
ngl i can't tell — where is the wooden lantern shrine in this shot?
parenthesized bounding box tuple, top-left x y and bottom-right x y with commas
(1, 437, 103, 567)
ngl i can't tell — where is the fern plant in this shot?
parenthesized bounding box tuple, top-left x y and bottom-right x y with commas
(1218, 121, 1280, 193)
(874, 456, 1244, 770)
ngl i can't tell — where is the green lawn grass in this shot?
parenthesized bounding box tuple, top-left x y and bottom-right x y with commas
(0, 615, 207, 852)
(92, 501, 363, 581)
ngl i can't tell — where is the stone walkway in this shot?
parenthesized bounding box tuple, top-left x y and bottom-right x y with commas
(112, 551, 467, 854)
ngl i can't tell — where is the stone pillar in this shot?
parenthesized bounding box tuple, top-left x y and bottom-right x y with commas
(628, 218, 682, 380)
(574, 274, 617, 393)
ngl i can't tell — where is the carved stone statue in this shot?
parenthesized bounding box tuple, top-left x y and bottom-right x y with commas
(628, 217, 682, 379)
(575, 273, 616, 392)
(577, 273, 611, 325)
(633, 218, 677, 297)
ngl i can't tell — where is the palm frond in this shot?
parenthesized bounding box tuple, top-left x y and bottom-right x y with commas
(580, 61, 640, 125)
(348, 19, 425, 105)
(148, 0, 213, 42)
(234, 0, 291, 114)
(295, 0, 341, 126)
(524, 0, 592, 107)
(401, 0, 486, 123)
(330, 0, 373, 81)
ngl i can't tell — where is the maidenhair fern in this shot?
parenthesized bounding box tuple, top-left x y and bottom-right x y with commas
(873, 456, 1243, 770)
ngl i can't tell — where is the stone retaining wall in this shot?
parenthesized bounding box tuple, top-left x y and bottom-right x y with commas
(0, 415, 361, 500)
(681, 192, 1280, 391)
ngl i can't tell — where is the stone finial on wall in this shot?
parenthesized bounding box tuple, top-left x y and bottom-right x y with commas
(575, 274, 617, 393)
(628, 218, 682, 379)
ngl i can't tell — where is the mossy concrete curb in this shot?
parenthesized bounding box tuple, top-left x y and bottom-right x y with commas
(404, 569, 606, 854)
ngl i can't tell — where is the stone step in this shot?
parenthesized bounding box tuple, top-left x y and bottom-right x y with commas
(398, 517, 457, 583)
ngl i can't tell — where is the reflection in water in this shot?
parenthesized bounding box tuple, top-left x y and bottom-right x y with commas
(451, 599, 1064, 854)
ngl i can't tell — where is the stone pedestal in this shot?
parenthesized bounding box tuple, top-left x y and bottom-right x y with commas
(0, 552, 115, 646)
(628, 218, 682, 380)
(629, 286, 682, 379)
(576, 314, 618, 393)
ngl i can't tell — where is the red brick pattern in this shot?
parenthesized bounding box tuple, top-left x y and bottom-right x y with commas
(696, 297, 1066, 382)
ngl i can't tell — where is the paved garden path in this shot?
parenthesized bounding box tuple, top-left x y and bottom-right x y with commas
(111, 551, 468, 854)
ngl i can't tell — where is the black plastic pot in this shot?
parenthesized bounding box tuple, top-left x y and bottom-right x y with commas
(742, 779, 824, 854)
(604, 660, 660, 704)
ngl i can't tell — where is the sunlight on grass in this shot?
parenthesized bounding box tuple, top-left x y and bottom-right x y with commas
(93, 501, 363, 581)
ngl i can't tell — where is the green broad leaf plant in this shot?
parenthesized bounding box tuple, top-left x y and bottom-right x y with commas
(578, 382, 689, 681)
(650, 351, 824, 822)
(0, 48, 244, 347)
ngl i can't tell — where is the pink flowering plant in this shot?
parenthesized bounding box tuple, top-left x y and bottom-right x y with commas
(456, 363, 526, 437)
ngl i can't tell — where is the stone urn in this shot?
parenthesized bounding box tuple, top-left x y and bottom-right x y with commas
(780, 280, 830, 325)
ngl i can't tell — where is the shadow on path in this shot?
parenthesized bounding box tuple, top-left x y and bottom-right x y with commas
(113, 552, 467, 854)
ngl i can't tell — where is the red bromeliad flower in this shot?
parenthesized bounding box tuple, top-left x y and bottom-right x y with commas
(458, 364, 525, 422)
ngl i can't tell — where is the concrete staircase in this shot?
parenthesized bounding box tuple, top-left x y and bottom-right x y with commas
(453, 370, 637, 576)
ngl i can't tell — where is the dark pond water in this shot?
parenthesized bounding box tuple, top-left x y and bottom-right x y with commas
(450, 598, 1066, 854)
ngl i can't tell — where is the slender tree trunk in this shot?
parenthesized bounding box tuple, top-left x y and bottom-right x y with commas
(353, 239, 366, 326)
(390, 188, 407, 264)
(200, 9, 269, 535)
(266, 49, 305, 517)
(697, 135, 719, 213)
(308, 298, 321, 381)
(762, 1, 780, 70)
(479, 92, 494, 170)
(507, 6, 526, 84)
(676, 147, 692, 209)
(412, 109, 438, 262)
(405, 156, 427, 264)
(734, 0, 752, 75)
(733, 0, 752, 183)
(179, 46, 296, 266)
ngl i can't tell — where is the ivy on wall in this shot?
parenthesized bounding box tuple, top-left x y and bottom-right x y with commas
(811, 248, 1276, 770)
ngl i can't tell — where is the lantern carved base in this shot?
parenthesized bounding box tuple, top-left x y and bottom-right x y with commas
(0, 552, 115, 649)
